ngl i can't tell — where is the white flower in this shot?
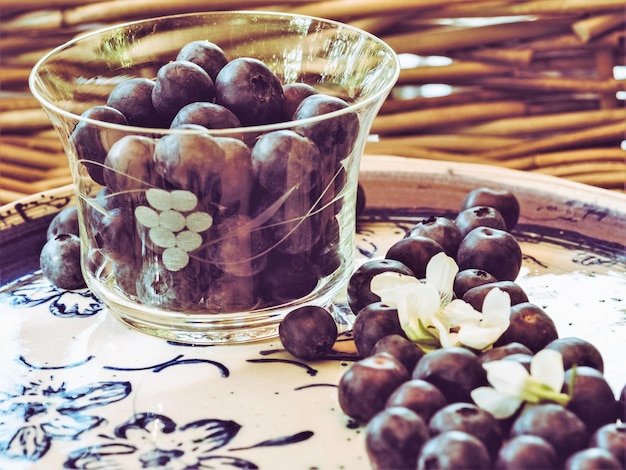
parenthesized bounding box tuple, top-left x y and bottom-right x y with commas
(470, 348, 571, 419)
(457, 287, 511, 350)
(371, 252, 510, 352)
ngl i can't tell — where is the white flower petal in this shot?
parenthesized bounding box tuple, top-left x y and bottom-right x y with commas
(396, 290, 417, 329)
(471, 386, 523, 419)
(530, 349, 565, 391)
(409, 283, 442, 322)
(375, 284, 419, 313)
(430, 313, 453, 346)
(481, 288, 511, 329)
(371, 271, 420, 291)
(444, 299, 482, 327)
(459, 325, 504, 351)
(397, 292, 439, 346)
(371, 272, 421, 304)
(484, 360, 529, 395)
(426, 252, 458, 303)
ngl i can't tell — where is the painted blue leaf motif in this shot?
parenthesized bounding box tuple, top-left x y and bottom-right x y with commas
(178, 418, 241, 454)
(40, 413, 104, 440)
(3, 425, 50, 461)
(1, 397, 47, 421)
(2, 280, 60, 307)
(230, 430, 313, 451)
(64, 443, 137, 469)
(57, 382, 132, 413)
(198, 456, 259, 469)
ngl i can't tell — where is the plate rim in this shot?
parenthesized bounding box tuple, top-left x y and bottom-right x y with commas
(2, 156, 625, 223)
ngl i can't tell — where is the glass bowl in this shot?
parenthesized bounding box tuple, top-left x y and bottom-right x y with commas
(29, 10, 399, 344)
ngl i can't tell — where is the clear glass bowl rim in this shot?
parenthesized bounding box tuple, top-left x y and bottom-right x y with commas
(28, 9, 401, 136)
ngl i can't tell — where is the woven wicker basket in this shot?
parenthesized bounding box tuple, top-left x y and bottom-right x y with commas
(1, 0, 624, 204)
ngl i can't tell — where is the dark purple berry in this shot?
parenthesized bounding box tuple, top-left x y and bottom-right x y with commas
(406, 215, 463, 258)
(306, 215, 342, 277)
(457, 226, 522, 282)
(385, 379, 448, 423)
(106, 78, 163, 128)
(590, 423, 626, 463)
(453, 268, 498, 299)
(152, 60, 215, 122)
(282, 82, 318, 120)
(494, 302, 558, 353)
(544, 336, 604, 373)
(70, 105, 128, 184)
(294, 93, 359, 164)
(251, 129, 322, 195)
(135, 257, 208, 310)
(176, 40, 228, 82)
(366, 406, 429, 470)
(370, 334, 423, 374)
(215, 57, 284, 126)
(90, 206, 140, 264)
(207, 214, 269, 277)
(495, 435, 558, 470)
(412, 346, 488, 403)
(385, 235, 443, 280)
(170, 102, 241, 129)
(215, 136, 254, 216)
(347, 258, 414, 316)
(429, 402, 503, 460)
(418, 430, 491, 470)
(563, 366, 619, 433)
(352, 302, 405, 357)
(40, 234, 85, 290)
(279, 305, 338, 360)
(153, 132, 225, 202)
(479, 342, 533, 364)
(510, 403, 588, 463)
(462, 280, 529, 311)
(564, 448, 622, 470)
(47, 206, 79, 240)
(455, 205, 507, 238)
(103, 135, 158, 192)
(461, 187, 520, 231)
(259, 252, 319, 306)
(338, 352, 409, 424)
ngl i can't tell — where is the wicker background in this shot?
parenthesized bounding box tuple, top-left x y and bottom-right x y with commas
(1, 0, 624, 204)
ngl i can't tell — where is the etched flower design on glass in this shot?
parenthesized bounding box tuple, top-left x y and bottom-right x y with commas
(134, 188, 213, 271)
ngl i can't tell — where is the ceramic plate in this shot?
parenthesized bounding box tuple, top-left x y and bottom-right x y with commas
(1, 156, 625, 469)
